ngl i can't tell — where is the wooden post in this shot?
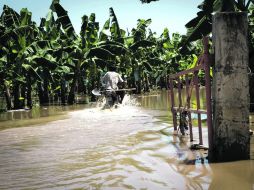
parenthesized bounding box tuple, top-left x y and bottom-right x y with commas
(211, 12, 250, 162)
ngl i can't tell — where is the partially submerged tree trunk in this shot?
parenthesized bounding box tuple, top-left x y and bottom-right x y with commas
(37, 82, 45, 106)
(68, 61, 81, 104)
(61, 80, 66, 105)
(3, 80, 13, 110)
(20, 84, 26, 108)
(144, 75, 150, 92)
(13, 81, 22, 109)
(26, 74, 32, 109)
(68, 80, 76, 104)
(43, 77, 49, 105)
(134, 68, 142, 94)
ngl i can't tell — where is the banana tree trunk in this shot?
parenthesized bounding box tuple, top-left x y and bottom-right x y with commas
(43, 77, 49, 105)
(78, 75, 85, 93)
(134, 68, 141, 94)
(165, 76, 169, 90)
(3, 80, 13, 110)
(52, 83, 60, 103)
(90, 79, 96, 102)
(13, 60, 23, 109)
(20, 85, 26, 108)
(26, 74, 32, 109)
(37, 82, 44, 105)
(144, 75, 150, 92)
(90, 63, 97, 102)
(13, 81, 22, 109)
(68, 80, 76, 104)
(61, 80, 66, 105)
(68, 62, 81, 104)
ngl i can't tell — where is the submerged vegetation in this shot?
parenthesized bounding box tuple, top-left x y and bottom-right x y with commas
(1, 0, 254, 111)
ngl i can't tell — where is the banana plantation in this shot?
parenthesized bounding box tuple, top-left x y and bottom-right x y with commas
(1, 0, 254, 112)
(0, 1, 203, 111)
(1, 0, 254, 189)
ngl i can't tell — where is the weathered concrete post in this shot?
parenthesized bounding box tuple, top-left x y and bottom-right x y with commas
(211, 12, 250, 162)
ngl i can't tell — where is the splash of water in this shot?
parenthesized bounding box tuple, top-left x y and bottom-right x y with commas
(95, 94, 140, 109)
(122, 94, 140, 106)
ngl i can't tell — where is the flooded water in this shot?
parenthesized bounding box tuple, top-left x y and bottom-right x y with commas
(0, 91, 253, 190)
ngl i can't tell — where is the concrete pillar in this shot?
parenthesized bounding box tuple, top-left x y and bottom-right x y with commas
(211, 12, 250, 162)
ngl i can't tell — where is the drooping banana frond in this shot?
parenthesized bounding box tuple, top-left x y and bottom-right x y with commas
(84, 47, 115, 60)
(1, 5, 20, 27)
(80, 13, 99, 48)
(183, 0, 253, 50)
(51, 2, 77, 40)
(109, 7, 124, 43)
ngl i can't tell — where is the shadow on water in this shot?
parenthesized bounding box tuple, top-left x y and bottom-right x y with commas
(0, 90, 253, 189)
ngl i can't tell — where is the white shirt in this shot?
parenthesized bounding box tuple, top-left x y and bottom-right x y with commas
(101, 71, 124, 90)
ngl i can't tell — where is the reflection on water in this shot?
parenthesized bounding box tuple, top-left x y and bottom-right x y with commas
(0, 90, 253, 190)
(0, 104, 92, 130)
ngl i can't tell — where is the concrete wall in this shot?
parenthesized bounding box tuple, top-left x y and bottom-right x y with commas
(211, 12, 250, 162)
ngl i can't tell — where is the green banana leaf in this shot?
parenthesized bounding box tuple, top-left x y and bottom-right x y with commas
(52, 3, 77, 39)
(130, 40, 155, 51)
(84, 47, 115, 60)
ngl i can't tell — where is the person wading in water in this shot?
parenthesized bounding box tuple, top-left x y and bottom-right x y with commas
(101, 66, 126, 106)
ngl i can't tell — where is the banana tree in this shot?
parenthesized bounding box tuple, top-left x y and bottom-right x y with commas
(0, 52, 12, 110)
(182, 0, 253, 47)
(81, 7, 130, 96)
(126, 19, 157, 93)
(51, 2, 84, 104)
(21, 6, 64, 106)
(0, 5, 41, 109)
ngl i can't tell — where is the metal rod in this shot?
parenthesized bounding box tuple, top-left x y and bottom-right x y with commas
(170, 64, 203, 79)
(177, 77, 182, 107)
(185, 75, 193, 141)
(194, 71, 203, 145)
(170, 78, 177, 131)
(203, 37, 213, 150)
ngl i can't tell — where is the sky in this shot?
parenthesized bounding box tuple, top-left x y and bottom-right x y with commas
(1, 0, 203, 36)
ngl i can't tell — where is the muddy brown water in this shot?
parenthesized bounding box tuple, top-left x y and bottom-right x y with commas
(0, 90, 253, 190)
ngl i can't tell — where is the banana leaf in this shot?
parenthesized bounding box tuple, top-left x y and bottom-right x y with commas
(99, 18, 110, 41)
(92, 58, 112, 69)
(22, 64, 42, 81)
(52, 3, 77, 39)
(130, 40, 155, 51)
(143, 61, 153, 72)
(20, 8, 32, 26)
(109, 7, 123, 43)
(1, 5, 20, 27)
(85, 47, 115, 60)
(55, 65, 71, 74)
(99, 44, 128, 55)
(30, 55, 58, 70)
